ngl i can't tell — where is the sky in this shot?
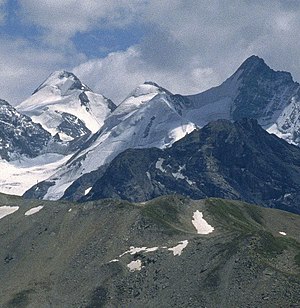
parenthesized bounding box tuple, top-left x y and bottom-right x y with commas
(0, 0, 300, 105)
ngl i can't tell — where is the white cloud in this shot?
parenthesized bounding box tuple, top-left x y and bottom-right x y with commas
(0, 38, 75, 104)
(72, 0, 300, 103)
(73, 46, 221, 103)
(2, 1, 300, 106)
(74, 1, 299, 107)
(19, 0, 143, 46)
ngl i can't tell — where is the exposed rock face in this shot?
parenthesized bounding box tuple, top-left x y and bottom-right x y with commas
(0, 99, 51, 161)
(81, 119, 300, 214)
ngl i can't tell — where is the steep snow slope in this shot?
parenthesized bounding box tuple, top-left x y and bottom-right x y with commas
(17, 71, 116, 141)
(27, 85, 196, 200)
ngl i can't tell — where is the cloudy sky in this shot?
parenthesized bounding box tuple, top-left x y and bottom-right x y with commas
(0, 0, 300, 105)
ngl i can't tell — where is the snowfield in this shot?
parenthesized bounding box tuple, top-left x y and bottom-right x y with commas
(0, 153, 72, 195)
(0, 206, 19, 220)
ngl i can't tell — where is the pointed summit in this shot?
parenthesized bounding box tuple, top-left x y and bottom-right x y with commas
(235, 55, 294, 83)
(17, 71, 116, 141)
(33, 70, 92, 96)
(238, 55, 266, 70)
(125, 81, 170, 99)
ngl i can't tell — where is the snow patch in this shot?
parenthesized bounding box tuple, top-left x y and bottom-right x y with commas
(84, 187, 92, 195)
(127, 260, 143, 272)
(109, 259, 119, 263)
(166, 123, 196, 146)
(192, 210, 214, 234)
(171, 165, 196, 186)
(119, 246, 158, 257)
(172, 171, 185, 180)
(25, 206, 44, 216)
(0, 206, 19, 220)
(168, 240, 189, 256)
(145, 247, 159, 253)
(279, 231, 287, 236)
(156, 158, 166, 173)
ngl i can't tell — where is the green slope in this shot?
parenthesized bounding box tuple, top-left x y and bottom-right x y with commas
(0, 194, 299, 307)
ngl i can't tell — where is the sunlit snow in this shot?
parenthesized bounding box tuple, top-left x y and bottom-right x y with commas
(42, 92, 196, 200)
(25, 206, 44, 216)
(84, 187, 92, 195)
(0, 153, 72, 196)
(118, 245, 165, 258)
(192, 210, 214, 234)
(127, 260, 143, 272)
(168, 240, 189, 256)
(17, 71, 113, 138)
(109, 259, 119, 263)
(0, 206, 19, 220)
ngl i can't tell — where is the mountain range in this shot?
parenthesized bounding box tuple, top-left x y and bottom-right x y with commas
(1, 55, 300, 212)
(1, 55, 300, 307)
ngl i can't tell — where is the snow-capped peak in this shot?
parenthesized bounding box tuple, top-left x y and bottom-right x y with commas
(33, 70, 91, 96)
(102, 81, 172, 130)
(17, 71, 116, 141)
(124, 81, 168, 99)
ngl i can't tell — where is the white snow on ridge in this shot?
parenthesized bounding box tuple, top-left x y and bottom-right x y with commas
(192, 210, 214, 234)
(25, 206, 44, 216)
(0, 206, 19, 220)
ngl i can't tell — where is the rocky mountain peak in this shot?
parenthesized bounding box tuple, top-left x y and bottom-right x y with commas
(238, 55, 266, 70)
(236, 55, 294, 84)
(0, 99, 51, 161)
